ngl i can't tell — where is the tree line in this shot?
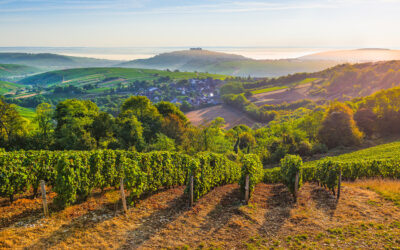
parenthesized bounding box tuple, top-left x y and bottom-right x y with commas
(2, 86, 400, 164)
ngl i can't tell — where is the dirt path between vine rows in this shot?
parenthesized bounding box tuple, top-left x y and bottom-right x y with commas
(1, 182, 400, 249)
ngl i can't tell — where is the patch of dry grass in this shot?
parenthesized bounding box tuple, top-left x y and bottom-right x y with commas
(1, 182, 400, 249)
(345, 179, 400, 207)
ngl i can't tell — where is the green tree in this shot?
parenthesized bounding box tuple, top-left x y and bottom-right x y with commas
(116, 110, 144, 150)
(34, 103, 54, 148)
(120, 96, 162, 142)
(239, 132, 256, 153)
(54, 99, 99, 150)
(156, 101, 188, 123)
(91, 112, 115, 148)
(147, 133, 176, 151)
(0, 99, 28, 148)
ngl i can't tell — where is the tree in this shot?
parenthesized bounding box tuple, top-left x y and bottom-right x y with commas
(54, 99, 99, 150)
(120, 96, 162, 142)
(318, 102, 363, 148)
(180, 100, 192, 112)
(91, 112, 115, 148)
(116, 110, 144, 150)
(201, 117, 231, 153)
(239, 132, 256, 153)
(147, 133, 176, 151)
(161, 114, 187, 145)
(354, 108, 377, 137)
(33, 103, 54, 149)
(156, 101, 187, 123)
(0, 98, 28, 148)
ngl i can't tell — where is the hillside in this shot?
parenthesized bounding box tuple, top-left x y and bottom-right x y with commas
(0, 53, 121, 69)
(19, 67, 227, 86)
(0, 64, 41, 80)
(120, 49, 248, 69)
(120, 49, 340, 77)
(245, 60, 400, 106)
(301, 48, 400, 62)
(0, 81, 25, 95)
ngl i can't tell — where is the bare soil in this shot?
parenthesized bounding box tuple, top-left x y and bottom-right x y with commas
(185, 104, 262, 129)
(1, 182, 400, 249)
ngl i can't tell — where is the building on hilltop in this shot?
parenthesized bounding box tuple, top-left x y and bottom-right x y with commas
(190, 48, 202, 51)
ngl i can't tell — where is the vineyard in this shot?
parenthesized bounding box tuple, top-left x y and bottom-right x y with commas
(2, 142, 400, 213)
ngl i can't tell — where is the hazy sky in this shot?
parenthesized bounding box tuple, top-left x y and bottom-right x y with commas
(1, 0, 400, 48)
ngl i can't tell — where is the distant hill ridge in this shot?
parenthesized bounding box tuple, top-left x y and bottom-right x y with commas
(300, 48, 400, 62)
(0, 63, 41, 80)
(120, 49, 248, 69)
(120, 49, 339, 77)
(0, 52, 121, 69)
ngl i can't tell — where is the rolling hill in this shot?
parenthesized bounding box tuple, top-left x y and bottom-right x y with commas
(0, 53, 121, 69)
(0, 64, 41, 80)
(120, 49, 340, 77)
(18, 67, 227, 86)
(0, 81, 25, 95)
(120, 49, 247, 69)
(300, 48, 400, 62)
(247, 60, 400, 105)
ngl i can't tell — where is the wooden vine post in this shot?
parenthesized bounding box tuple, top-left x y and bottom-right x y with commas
(337, 170, 342, 200)
(189, 175, 194, 207)
(244, 174, 250, 204)
(40, 180, 49, 217)
(294, 171, 299, 200)
(120, 178, 128, 213)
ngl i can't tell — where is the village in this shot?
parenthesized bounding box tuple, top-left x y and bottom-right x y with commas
(136, 77, 224, 108)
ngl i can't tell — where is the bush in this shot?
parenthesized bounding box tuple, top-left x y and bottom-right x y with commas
(297, 141, 312, 156)
(311, 143, 328, 154)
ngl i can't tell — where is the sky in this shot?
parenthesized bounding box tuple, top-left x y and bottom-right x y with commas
(1, 0, 400, 48)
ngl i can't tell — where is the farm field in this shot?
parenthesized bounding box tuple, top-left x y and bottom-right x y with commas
(19, 67, 228, 86)
(1, 182, 399, 249)
(185, 104, 261, 129)
(250, 77, 318, 95)
(304, 141, 400, 167)
(14, 105, 36, 121)
(0, 81, 25, 95)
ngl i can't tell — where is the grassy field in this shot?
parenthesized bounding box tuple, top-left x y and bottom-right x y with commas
(250, 77, 318, 95)
(305, 141, 400, 167)
(0, 80, 25, 95)
(19, 67, 228, 86)
(15, 105, 35, 120)
(251, 85, 288, 94)
(0, 64, 40, 79)
(346, 179, 400, 207)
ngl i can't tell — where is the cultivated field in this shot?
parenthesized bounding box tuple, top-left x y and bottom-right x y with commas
(185, 104, 260, 129)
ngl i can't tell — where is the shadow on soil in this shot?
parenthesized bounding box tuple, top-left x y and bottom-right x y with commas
(258, 184, 295, 235)
(200, 187, 243, 233)
(25, 206, 117, 249)
(310, 185, 338, 218)
(0, 207, 44, 229)
(118, 193, 189, 250)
